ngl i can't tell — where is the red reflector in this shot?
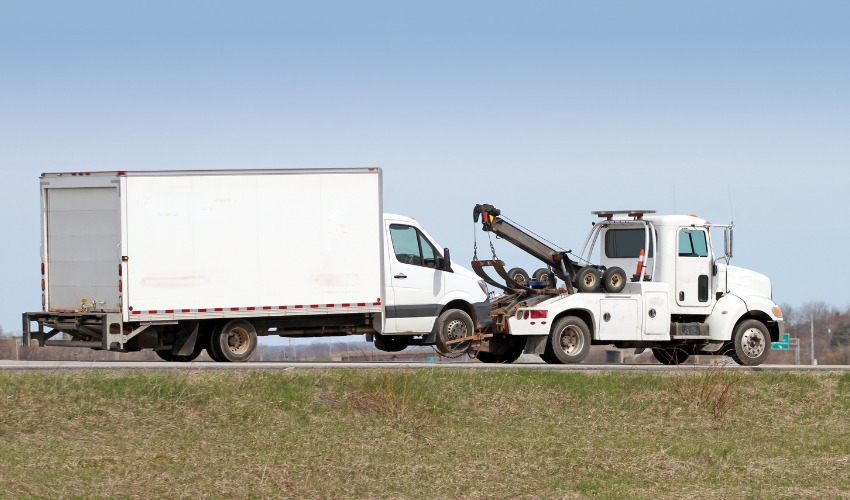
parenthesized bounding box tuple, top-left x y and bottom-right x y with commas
(182, 309, 190, 313)
(118, 264, 122, 277)
(165, 310, 174, 314)
(310, 305, 319, 309)
(214, 308, 223, 312)
(523, 311, 529, 320)
(530, 310, 547, 319)
(118, 280, 122, 292)
(247, 307, 255, 311)
(295, 305, 303, 309)
(262, 306, 271, 310)
(41, 263, 45, 275)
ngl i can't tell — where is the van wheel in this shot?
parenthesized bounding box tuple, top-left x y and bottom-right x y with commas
(548, 316, 591, 363)
(435, 309, 474, 354)
(602, 267, 627, 293)
(731, 319, 771, 366)
(539, 351, 561, 364)
(211, 320, 258, 362)
(576, 267, 601, 293)
(374, 335, 410, 352)
(652, 347, 689, 365)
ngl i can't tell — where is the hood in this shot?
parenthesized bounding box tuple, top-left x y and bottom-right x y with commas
(723, 264, 772, 300)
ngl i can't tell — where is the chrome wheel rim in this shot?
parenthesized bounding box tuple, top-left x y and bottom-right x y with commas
(559, 325, 584, 355)
(741, 327, 766, 358)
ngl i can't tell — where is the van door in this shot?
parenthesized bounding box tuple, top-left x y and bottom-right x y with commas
(385, 223, 445, 333)
(675, 227, 712, 308)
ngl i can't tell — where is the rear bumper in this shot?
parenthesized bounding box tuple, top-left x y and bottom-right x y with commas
(22, 311, 126, 350)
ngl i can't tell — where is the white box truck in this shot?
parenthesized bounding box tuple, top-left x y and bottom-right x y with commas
(23, 168, 491, 361)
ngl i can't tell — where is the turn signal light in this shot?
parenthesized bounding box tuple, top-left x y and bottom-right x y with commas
(772, 306, 783, 318)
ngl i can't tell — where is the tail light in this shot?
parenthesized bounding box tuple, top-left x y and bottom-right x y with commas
(530, 310, 547, 319)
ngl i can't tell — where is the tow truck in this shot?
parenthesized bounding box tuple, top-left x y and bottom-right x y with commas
(451, 204, 784, 365)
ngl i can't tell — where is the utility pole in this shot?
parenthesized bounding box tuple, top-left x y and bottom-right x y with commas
(811, 315, 816, 365)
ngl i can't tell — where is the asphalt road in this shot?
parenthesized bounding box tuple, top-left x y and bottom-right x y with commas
(1, 360, 848, 372)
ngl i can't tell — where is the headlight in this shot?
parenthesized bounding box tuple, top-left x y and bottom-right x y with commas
(478, 280, 490, 297)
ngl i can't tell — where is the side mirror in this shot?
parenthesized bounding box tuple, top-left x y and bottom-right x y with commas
(441, 248, 453, 272)
(724, 227, 733, 261)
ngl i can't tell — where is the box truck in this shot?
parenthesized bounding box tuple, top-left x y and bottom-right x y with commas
(22, 168, 490, 361)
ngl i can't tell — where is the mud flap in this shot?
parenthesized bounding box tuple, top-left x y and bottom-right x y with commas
(172, 321, 200, 356)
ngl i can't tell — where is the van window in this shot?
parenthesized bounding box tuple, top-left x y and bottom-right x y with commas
(389, 224, 439, 268)
(605, 228, 654, 258)
(678, 229, 708, 257)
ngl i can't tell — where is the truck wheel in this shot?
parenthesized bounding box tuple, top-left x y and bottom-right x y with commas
(507, 267, 530, 286)
(435, 309, 474, 354)
(548, 316, 591, 364)
(532, 268, 555, 288)
(731, 319, 771, 366)
(539, 351, 561, 364)
(211, 320, 258, 362)
(652, 347, 689, 365)
(602, 267, 627, 293)
(576, 267, 601, 293)
(374, 335, 410, 352)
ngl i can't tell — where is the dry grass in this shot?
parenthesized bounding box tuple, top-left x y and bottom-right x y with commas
(0, 369, 849, 498)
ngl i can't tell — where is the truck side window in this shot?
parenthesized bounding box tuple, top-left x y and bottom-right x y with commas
(605, 228, 654, 258)
(389, 224, 440, 268)
(678, 229, 708, 257)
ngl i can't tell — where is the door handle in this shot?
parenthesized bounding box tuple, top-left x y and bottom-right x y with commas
(394, 273, 407, 279)
(679, 291, 685, 301)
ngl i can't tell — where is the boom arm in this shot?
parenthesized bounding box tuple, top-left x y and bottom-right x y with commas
(473, 204, 579, 292)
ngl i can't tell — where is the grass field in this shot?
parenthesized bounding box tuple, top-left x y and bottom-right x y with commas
(1, 369, 849, 499)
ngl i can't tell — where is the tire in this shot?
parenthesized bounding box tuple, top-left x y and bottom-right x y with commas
(539, 351, 561, 364)
(206, 324, 226, 362)
(374, 335, 410, 352)
(211, 320, 258, 362)
(548, 316, 592, 364)
(435, 309, 474, 354)
(602, 267, 627, 293)
(576, 267, 601, 293)
(506, 267, 530, 286)
(476, 337, 525, 364)
(730, 319, 771, 366)
(652, 347, 690, 365)
(532, 268, 556, 288)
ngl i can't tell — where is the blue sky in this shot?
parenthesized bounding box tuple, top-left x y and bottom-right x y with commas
(1, 1, 848, 332)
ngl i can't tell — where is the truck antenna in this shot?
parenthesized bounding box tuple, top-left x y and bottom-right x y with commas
(727, 184, 735, 224)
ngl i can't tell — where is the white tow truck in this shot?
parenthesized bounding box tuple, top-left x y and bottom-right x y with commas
(463, 205, 784, 366)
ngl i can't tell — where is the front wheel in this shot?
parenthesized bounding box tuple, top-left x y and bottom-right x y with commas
(652, 347, 690, 365)
(211, 320, 258, 362)
(731, 319, 771, 366)
(435, 309, 474, 354)
(547, 316, 592, 364)
(374, 335, 410, 353)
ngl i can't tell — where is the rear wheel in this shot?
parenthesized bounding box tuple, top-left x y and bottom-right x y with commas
(374, 335, 410, 352)
(652, 347, 690, 365)
(731, 319, 771, 366)
(548, 316, 592, 364)
(211, 320, 258, 362)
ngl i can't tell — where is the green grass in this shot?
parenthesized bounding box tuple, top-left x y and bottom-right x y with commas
(1, 369, 849, 498)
